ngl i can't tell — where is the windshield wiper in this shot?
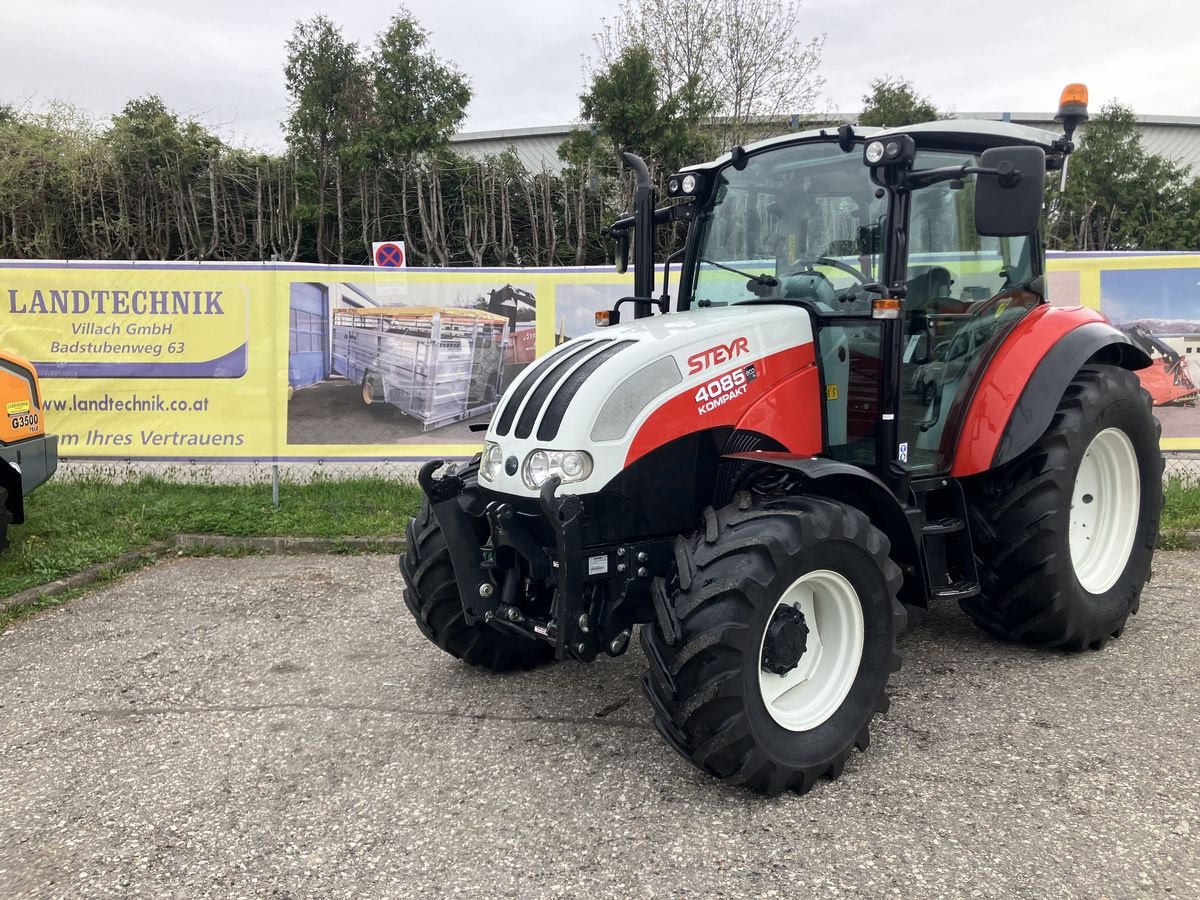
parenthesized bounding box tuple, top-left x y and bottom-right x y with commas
(701, 258, 779, 288)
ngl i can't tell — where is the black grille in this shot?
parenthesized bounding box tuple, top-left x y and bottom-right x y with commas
(493, 339, 601, 436)
(537, 340, 637, 441)
(513, 341, 616, 439)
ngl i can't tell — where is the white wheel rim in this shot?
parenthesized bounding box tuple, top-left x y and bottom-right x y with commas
(1069, 427, 1140, 595)
(758, 569, 864, 732)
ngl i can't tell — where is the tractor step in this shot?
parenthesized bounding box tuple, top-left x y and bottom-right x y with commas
(922, 516, 965, 535)
(931, 579, 982, 601)
(910, 476, 981, 607)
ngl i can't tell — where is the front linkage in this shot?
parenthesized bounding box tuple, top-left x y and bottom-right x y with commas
(417, 459, 670, 661)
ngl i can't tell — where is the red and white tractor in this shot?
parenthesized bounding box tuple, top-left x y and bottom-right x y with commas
(402, 84, 1163, 794)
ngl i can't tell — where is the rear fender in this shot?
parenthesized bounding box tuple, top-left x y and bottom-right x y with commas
(949, 307, 1150, 477)
(722, 453, 925, 606)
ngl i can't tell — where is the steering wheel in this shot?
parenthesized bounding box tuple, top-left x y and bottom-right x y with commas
(787, 256, 870, 285)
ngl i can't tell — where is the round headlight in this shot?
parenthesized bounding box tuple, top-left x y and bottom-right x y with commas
(525, 450, 551, 487)
(559, 451, 585, 478)
(681, 174, 698, 194)
(864, 141, 885, 164)
(668, 177, 680, 194)
(481, 442, 503, 481)
(884, 140, 902, 159)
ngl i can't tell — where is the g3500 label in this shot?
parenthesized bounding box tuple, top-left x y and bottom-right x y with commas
(10, 413, 38, 430)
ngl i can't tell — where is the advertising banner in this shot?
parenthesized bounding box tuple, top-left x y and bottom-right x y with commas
(1, 254, 1198, 461)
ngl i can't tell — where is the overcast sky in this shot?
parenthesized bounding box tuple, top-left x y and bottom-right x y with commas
(2, 0, 1198, 151)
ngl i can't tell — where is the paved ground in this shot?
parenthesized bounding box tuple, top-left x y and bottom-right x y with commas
(1, 553, 1197, 899)
(287, 379, 487, 446)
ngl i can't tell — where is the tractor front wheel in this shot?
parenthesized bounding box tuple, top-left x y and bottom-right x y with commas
(963, 364, 1163, 650)
(400, 465, 556, 672)
(641, 493, 905, 796)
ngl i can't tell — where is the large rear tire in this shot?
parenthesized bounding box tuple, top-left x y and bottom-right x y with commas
(641, 493, 905, 796)
(400, 465, 555, 672)
(963, 364, 1163, 650)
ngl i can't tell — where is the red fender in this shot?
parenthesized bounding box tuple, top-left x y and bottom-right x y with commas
(733, 364, 824, 457)
(949, 305, 1106, 477)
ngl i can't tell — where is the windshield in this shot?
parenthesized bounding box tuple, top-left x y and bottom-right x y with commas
(690, 141, 887, 314)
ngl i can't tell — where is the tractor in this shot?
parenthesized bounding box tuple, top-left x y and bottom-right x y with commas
(402, 84, 1163, 795)
(1, 350, 58, 552)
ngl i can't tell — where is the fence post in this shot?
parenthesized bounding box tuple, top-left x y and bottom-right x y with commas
(272, 463, 280, 509)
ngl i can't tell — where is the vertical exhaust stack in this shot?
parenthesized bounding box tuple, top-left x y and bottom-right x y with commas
(621, 152, 657, 317)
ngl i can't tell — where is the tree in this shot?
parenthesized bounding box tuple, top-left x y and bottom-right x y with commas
(283, 15, 364, 262)
(1048, 102, 1200, 251)
(591, 0, 825, 146)
(715, 0, 824, 145)
(371, 11, 470, 160)
(106, 96, 223, 258)
(370, 8, 471, 265)
(579, 44, 710, 175)
(858, 76, 940, 127)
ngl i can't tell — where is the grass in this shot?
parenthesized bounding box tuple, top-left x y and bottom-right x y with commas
(0, 476, 424, 600)
(2, 474, 1198, 623)
(1161, 477, 1200, 547)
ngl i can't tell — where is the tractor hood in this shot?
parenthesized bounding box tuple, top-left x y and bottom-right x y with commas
(480, 305, 816, 496)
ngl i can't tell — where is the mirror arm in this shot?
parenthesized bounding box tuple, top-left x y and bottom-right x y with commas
(660, 247, 686, 314)
(904, 163, 1018, 191)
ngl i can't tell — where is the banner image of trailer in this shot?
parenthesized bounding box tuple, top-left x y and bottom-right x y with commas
(331, 306, 509, 431)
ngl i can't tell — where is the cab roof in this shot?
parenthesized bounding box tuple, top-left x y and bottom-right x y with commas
(683, 118, 1062, 173)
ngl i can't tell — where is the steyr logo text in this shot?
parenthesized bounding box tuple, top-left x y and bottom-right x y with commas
(687, 337, 749, 375)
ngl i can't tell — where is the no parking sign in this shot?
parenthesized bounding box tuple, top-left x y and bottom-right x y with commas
(372, 241, 406, 268)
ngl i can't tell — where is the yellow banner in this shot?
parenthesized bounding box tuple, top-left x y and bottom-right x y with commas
(0, 256, 1197, 459)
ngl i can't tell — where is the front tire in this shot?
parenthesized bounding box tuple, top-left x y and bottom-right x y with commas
(641, 493, 905, 796)
(400, 466, 555, 672)
(963, 364, 1163, 650)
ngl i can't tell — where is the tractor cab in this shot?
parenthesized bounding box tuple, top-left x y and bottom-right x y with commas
(614, 117, 1059, 481)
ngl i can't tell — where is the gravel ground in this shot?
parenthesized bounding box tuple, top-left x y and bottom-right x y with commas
(0, 552, 1197, 899)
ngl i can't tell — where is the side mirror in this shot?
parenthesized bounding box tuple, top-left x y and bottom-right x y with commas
(975, 146, 1046, 237)
(614, 230, 630, 274)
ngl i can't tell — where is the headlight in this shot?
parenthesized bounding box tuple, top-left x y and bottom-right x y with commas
(480, 441, 503, 481)
(681, 173, 697, 194)
(522, 449, 593, 489)
(864, 140, 885, 164)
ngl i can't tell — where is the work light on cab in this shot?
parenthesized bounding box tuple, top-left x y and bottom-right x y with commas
(666, 171, 705, 197)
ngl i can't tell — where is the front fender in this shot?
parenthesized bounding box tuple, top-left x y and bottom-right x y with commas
(721, 453, 924, 605)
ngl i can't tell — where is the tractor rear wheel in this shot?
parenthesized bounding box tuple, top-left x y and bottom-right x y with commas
(963, 364, 1163, 650)
(641, 493, 905, 796)
(400, 464, 555, 671)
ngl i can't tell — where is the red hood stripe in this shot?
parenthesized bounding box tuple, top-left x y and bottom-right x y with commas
(625, 343, 815, 466)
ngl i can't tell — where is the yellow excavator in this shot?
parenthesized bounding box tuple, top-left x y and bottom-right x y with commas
(1, 350, 58, 551)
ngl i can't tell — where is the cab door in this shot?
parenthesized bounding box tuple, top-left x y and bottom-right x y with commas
(897, 151, 1041, 474)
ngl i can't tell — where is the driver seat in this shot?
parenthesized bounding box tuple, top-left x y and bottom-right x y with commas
(906, 266, 954, 313)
